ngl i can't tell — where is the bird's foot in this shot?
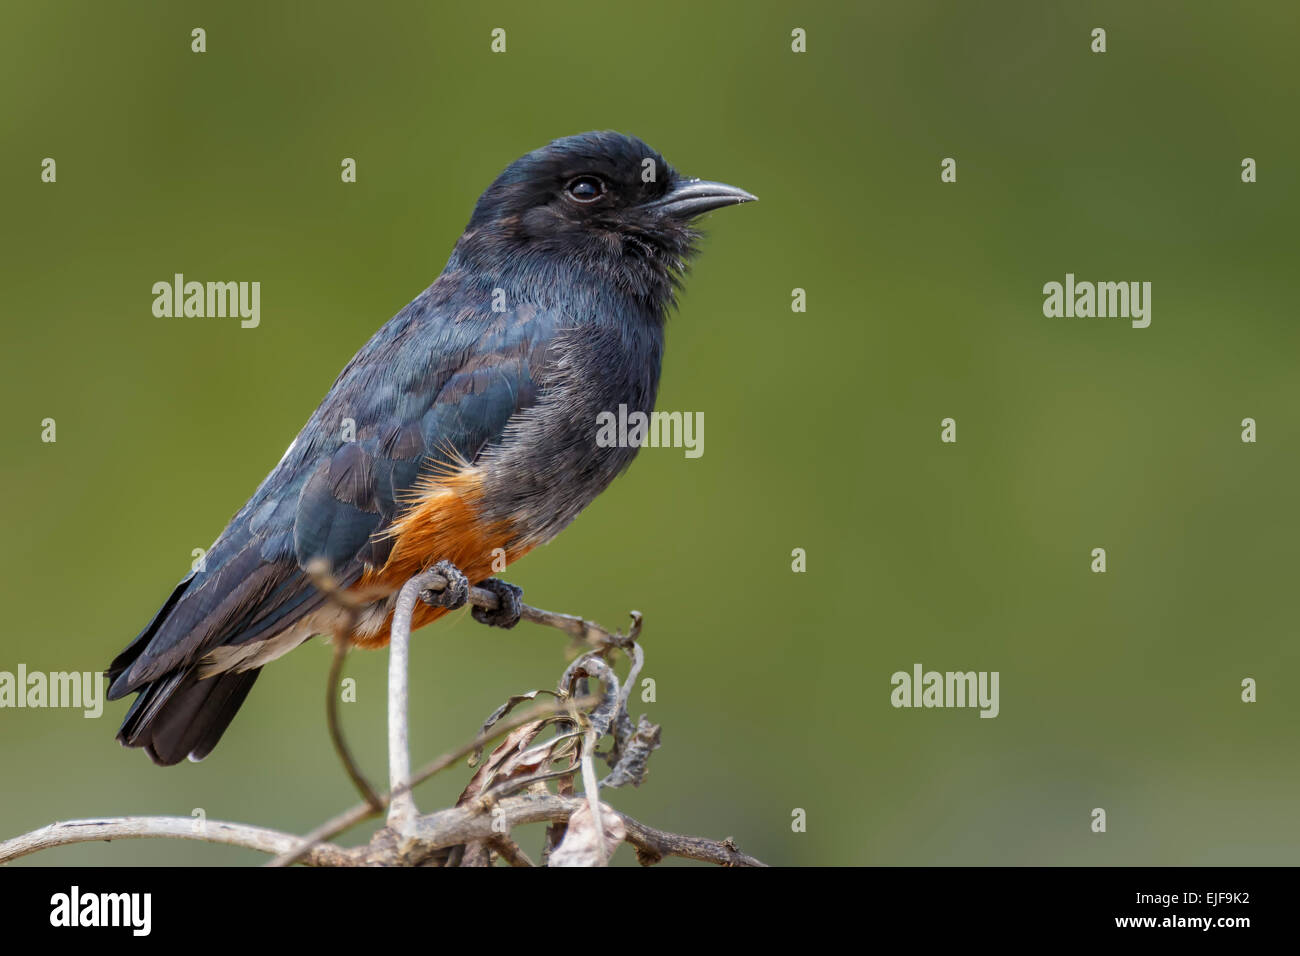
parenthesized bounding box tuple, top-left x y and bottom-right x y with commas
(419, 560, 470, 610)
(472, 578, 523, 629)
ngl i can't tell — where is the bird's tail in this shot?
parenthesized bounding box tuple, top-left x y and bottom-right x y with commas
(106, 572, 265, 765)
(115, 666, 262, 766)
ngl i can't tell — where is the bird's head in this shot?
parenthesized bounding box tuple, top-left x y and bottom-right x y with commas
(457, 131, 756, 308)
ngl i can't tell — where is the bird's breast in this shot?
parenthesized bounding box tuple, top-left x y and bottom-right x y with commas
(474, 316, 664, 547)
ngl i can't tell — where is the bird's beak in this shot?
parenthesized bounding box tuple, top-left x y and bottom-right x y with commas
(648, 178, 758, 220)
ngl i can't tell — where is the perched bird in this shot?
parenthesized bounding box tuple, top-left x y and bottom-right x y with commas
(107, 131, 755, 765)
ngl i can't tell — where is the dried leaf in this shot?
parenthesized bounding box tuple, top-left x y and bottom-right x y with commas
(548, 802, 626, 867)
(601, 716, 661, 789)
(469, 690, 553, 767)
(458, 721, 546, 803)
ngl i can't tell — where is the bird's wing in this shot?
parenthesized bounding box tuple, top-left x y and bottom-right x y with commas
(108, 286, 565, 698)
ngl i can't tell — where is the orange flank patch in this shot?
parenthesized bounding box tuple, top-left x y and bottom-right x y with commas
(348, 466, 532, 648)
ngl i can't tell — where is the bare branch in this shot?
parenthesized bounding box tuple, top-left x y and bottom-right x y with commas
(410, 568, 643, 654)
(0, 816, 353, 867)
(387, 568, 443, 831)
(619, 814, 766, 867)
(578, 717, 606, 865)
(399, 794, 764, 867)
(0, 792, 764, 869)
(489, 834, 535, 867)
(307, 559, 382, 811)
(264, 694, 597, 867)
(3, 567, 765, 868)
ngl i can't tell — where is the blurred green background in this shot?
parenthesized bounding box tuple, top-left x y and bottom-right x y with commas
(1, 0, 1297, 866)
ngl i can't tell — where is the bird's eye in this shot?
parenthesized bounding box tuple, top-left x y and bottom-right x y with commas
(565, 176, 605, 203)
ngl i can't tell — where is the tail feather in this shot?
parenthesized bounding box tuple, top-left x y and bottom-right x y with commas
(116, 668, 262, 766)
(107, 575, 195, 694)
(107, 560, 295, 765)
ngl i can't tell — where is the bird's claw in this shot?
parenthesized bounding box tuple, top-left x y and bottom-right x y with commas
(472, 578, 523, 629)
(420, 560, 470, 610)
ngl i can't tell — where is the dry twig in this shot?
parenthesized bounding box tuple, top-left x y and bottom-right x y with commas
(0, 565, 764, 868)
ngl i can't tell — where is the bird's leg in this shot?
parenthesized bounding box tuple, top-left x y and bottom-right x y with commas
(418, 560, 470, 610)
(471, 578, 523, 630)
(416, 561, 522, 629)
